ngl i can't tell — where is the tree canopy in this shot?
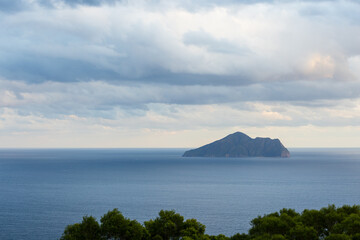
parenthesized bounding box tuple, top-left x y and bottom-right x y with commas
(60, 205, 360, 240)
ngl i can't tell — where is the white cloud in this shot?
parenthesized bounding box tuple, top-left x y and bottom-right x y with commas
(1, 1, 360, 83)
(348, 55, 360, 80)
(1, 0, 360, 147)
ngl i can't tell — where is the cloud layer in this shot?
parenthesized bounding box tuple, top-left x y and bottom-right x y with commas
(1, 0, 360, 147)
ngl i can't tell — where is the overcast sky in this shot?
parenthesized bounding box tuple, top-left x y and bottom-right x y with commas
(1, 0, 360, 148)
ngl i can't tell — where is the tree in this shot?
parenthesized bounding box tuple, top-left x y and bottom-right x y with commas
(100, 208, 145, 240)
(60, 204, 360, 240)
(208, 234, 229, 240)
(325, 234, 352, 240)
(332, 214, 360, 236)
(180, 218, 206, 240)
(288, 224, 317, 240)
(249, 213, 293, 237)
(144, 210, 185, 240)
(252, 233, 286, 240)
(300, 209, 325, 236)
(230, 233, 250, 240)
(60, 216, 101, 240)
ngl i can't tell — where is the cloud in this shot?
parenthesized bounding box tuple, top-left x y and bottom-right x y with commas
(1, 0, 360, 147)
(0, 0, 31, 13)
(0, 0, 121, 12)
(183, 29, 249, 55)
(1, 77, 360, 130)
(1, 77, 359, 110)
(1, 0, 360, 85)
(50, 0, 119, 7)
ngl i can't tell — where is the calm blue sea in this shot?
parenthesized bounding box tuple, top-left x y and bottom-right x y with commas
(0, 148, 360, 240)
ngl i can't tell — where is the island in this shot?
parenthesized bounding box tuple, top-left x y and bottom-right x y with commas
(183, 131, 290, 158)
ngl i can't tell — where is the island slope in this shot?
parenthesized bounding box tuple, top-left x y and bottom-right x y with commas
(183, 132, 290, 158)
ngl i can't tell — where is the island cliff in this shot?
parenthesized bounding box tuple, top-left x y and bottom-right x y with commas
(183, 132, 290, 158)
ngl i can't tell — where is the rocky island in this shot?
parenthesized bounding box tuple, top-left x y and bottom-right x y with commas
(183, 132, 290, 158)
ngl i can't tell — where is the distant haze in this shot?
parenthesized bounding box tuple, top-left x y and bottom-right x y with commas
(1, 0, 360, 148)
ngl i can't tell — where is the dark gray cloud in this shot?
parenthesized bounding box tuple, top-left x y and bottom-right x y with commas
(0, 0, 120, 13)
(58, 0, 118, 5)
(2, 78, 359, 118)
(0, 54, 120, 83)
(0, 0, 272, 12)
(0, 50, 252, 85)
(0, 0, 29, 12)
(39, 0, 120, 7)
(0, 0, 333, 14)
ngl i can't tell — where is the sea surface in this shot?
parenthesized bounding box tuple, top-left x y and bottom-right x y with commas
(0, 148, 360, 240)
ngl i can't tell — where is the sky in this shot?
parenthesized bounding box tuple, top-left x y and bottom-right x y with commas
(1, 0, 360, 148)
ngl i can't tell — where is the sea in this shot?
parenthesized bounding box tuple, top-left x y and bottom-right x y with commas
(0, 148, 360, 240)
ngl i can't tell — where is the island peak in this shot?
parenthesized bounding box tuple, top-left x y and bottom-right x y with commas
(183, 132, 290, 158)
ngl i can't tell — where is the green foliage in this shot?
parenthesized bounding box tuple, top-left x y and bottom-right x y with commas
(60, 205, 360, 240)
(230, 233, 250, 240)
(249, 209, 297, 237)
(288, 224, 317, 240)
(180, 218, 206, 240)
(247, 205, 360, 240)
(252, 233, 286, 240)
(144, 210, 185, 240)
(332, 214, 360, 235)
(60, 216, 101, 240)
(324, 233, 352, 240)
(271, 235, 287, 240)
(100, 208, 144, 240)
(352, 234, 360, 240)
(208, 234, 230, 240)
(300, 209, 326, 235)
(152, 235, 163, 240)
